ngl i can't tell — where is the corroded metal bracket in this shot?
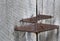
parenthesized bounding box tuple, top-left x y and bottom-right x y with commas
(20, 15, 53, 23)
(14, 0, 59, 41)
